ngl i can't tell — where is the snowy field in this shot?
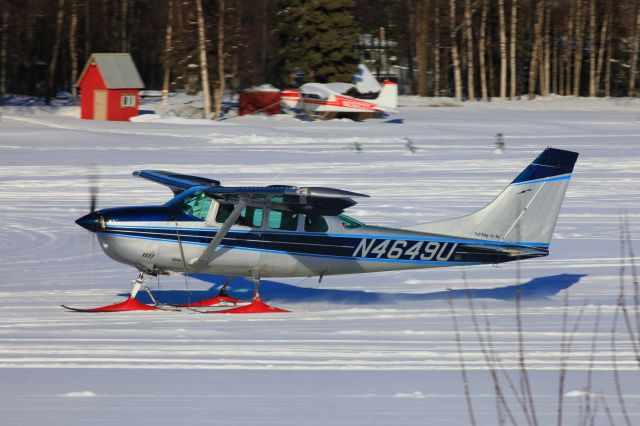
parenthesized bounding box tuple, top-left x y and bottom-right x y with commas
(1, 98, 639, 425)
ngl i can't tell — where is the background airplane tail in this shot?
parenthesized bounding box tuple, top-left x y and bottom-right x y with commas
(375, 81, 398, 111)
(405, 148, 579, 246)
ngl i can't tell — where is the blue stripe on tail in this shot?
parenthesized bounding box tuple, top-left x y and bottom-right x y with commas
(511, 147, 579, 184)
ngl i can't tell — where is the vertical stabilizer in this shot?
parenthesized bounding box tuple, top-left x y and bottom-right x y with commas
(375, 81, 398, 112)
(405, 148, 579, 246)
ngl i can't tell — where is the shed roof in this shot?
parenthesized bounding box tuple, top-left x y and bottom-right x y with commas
(76, 53, 144, 89)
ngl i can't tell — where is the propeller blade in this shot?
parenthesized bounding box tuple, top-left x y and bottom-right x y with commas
(88, 166, 100, 213)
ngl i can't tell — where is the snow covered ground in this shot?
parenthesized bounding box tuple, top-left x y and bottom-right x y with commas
(1, 97, 639, 425)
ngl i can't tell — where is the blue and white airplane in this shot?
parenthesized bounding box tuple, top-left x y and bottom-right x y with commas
(68, 147, 578, 313)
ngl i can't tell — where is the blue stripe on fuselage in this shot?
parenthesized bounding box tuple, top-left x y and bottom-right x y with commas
(99, 225, 547, 264)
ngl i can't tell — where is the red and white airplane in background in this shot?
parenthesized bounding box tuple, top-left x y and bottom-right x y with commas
(281, 66, 397, 117)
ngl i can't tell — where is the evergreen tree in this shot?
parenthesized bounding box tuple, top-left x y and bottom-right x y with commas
(276, 0, 360, 85)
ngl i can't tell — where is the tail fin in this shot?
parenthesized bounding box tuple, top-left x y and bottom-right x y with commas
(375, 81, 398, 112)
(405, 148, 579, 246)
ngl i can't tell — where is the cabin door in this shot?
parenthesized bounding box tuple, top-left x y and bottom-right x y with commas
(94, 90, 108, 120)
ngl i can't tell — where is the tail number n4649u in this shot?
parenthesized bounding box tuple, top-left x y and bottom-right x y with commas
(353, 239, 458, 262)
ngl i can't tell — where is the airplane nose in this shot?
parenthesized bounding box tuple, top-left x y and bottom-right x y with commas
(75, 212, 99, 232)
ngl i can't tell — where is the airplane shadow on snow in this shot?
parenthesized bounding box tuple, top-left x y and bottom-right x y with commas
(130, 273, 587, 306)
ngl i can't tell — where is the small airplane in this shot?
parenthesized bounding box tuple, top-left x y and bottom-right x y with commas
(280, 80, 398, 118)
(67, 147, 578, 313)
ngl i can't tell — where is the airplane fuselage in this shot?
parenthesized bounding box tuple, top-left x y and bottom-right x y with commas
(88, 205, 547, 279)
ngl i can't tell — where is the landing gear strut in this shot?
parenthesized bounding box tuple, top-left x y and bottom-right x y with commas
(62, 271, 160, 312)
(173, 276, 241, 307)
(212, 272, 288, 314)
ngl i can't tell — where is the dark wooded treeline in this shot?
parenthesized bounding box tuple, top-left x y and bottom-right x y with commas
(1, 0, 639, 105)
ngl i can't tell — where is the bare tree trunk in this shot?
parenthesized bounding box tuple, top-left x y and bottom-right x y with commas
(510, 0, 518, 99)
(604, 12, 612, 97)
(83, 0, 90, 58)
(464, 0, 475, 101)
(528, 1, 544, 99)
(595, 5, 609, 96)
(47, 0, 66, 104)
(407, 2, 417, 95)
(213, 0, 225, 119)
(488, 29, 495, 97)
(573, 0, 585, 96)
(69, 0, 78, 101)
(162, 0, 174, 106)
(564, 2, 575, 95)
(121, 0, 128, 52)
(498, 0, 507, 99)
(543, 2, 551, 96)
(0, 9, 8, 103)
(450, 0, 463, 101)
(449, 0, 462, 102)
(588, 0, 596, 96)
(417, 0, 429, 97)
(195, 0, 211, 119)
(479, 0, 488, 101)
(553, 37, 559, 95)
(629, 0, 640, 97)
(434, 0, 441, 96)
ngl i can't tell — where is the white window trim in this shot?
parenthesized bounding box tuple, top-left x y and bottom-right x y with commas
(121, 94, 136, 108)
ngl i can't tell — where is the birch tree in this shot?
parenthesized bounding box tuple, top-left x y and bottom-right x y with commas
(588, 0, 596, 96)
(213, 0, 225, 119)
(464, 0, 475, 100)
(479, 0, 488, 101)
(450, 0, 463, 101)
(69, 0, 78, 101)
(629, 0, 640, 97)
(0, 9, 8, 103)
(417, 0, 429, 97)
(498, 0, 507, 99)
(573, 0, 585, 96)
(162, 0, 174, 106)
(595, 3, 610, 96)
(195, 0, 212, 119)
(510, 0, 518, 98)
(47, 0, 66, 104)
(434, 0, 441, 96)
(528, 1, 544, 99)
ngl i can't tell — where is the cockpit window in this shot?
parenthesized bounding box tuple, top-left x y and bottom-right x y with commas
(304, 214, 328, 232)
(338, 214, 363, 230)
(268, 209, 299, 231)
(216, 203, 263, 228)
(175, 190, 212, 220)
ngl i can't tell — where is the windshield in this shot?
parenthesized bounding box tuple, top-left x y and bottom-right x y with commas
(168, 189, 213, 220)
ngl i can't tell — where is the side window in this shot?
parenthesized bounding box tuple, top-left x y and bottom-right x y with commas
(304, 214, 328, 232)
(268, 209, 299, 231)
(216, 204, 263, 228)
(215, 203, 234, 223)
(338, 214, 364, 230)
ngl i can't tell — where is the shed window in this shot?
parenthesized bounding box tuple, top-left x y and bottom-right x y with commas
(121, 94, 136, 108)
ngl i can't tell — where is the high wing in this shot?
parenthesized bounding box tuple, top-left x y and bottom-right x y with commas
(203, 185, 369, 216)
(134, 169, 369, 215)
(133, 170, 221, 195)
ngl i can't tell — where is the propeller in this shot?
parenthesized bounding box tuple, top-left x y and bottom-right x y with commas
(88, 167, 100, 213)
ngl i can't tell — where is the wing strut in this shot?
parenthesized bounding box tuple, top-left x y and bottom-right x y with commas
(190, 200, 246, 268)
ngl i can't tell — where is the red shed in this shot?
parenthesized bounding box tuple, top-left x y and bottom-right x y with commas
(76, 53, 145, 121)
